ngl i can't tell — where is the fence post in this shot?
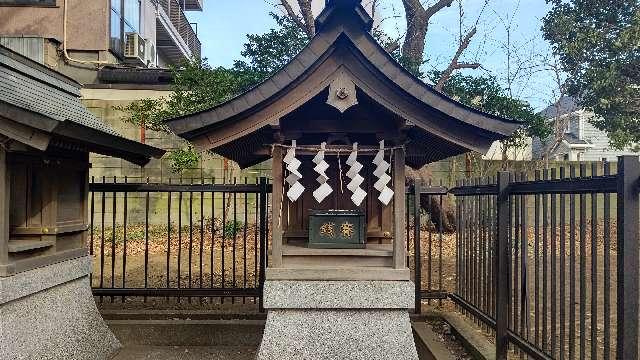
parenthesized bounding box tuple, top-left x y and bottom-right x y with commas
(258, 177, 268, 312)
(495, 171, 510, 360)
(617, 156, 639, 359)
(413, 181, 422, 314)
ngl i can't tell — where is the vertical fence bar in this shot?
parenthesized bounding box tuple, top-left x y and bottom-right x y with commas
(616, 156, 639, 360)
(233, 178, 238, 303)
(569, 165, 576, 359)
(166, 179, 172, 301)
(100, 176, 106, 303)
(590, 162, 598, 360)
(580, 164, 587, 359)
(542, 169, 549, 353)
(243, 178, 248, 303)
(210, 177, 216, 303)
(188, 184, 193, 304)
(520, 173, 529, 350)
(534, 170, 540, 347)
(89, 177, 95, 288)
(177, 182, 183, 303)
(258, 177, 267, 312)
(144, 177, 150, 303)
(111, 177, 116, 303)
(559, 167, 566, 359)
(514, 174, 520, 338)
(603, 162, 611, 360)
(200, 179, 204, 300)
(438, 180, 444, 307)
(496, 171, 510, 360)
(413, 181, 421, 313)
(550, 168, 557, 358)
(122, 176, 128, 303)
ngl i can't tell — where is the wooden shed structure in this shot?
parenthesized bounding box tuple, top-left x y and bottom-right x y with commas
(166, 0, 520, 281)
(0, 46, 164, 277)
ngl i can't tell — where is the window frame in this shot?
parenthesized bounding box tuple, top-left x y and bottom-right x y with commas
(109, 0, 141, 59)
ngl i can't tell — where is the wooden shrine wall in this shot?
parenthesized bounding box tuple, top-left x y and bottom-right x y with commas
(281, 155, 393, 243)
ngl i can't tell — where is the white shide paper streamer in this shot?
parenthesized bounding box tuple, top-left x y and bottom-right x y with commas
(373, 140, 394, 205)
(312, 142, 333, 203)
(283, 140, 305, 202)
(346, 142, 367, 206)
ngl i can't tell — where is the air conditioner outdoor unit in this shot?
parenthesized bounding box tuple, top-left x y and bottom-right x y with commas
(124, 32, 146, 64)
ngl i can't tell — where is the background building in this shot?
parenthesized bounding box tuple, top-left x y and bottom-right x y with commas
(532, 97, 638, 161)
(0, 0, 206, 182)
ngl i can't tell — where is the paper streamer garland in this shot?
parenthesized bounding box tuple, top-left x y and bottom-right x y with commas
(283, 140, 305, 202)
(312, 142, 333, 203)
(373, 140, 394, 205)
(346, 142, 367, 206)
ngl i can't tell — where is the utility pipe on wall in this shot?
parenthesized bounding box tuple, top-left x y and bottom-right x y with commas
(62, 0, 113, 66)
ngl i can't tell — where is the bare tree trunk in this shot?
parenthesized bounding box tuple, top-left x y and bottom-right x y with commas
(280, 0, 315, 38)
(401, 0, 454, 67)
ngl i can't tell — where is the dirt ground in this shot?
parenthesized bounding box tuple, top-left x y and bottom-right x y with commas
(92, 221, 618, 359)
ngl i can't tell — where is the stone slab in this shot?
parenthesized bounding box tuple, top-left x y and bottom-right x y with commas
(111, 345, 257, 360)
(257, 309, 419, 360)
(263, 280, 415, 309)
(442, 312, 495, 360)
(0, 255, 91, 304)
(0, 275, 121, 360)
(107, 319, 264, 347)
(412, 322, 456, 360)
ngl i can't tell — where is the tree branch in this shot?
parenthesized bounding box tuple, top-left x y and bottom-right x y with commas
(435, 27, 478, 91)
(280, 0, 309, 37)
(401, 0, 454, 70)
(425, 0, 456, 18)
(296, 0, 315, 37)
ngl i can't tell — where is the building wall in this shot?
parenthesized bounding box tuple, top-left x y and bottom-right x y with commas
(482, 139, 532, 161)
(0, 0, 109, 51)
(532, 110, 639, 161)
(81, 88, 272, 184)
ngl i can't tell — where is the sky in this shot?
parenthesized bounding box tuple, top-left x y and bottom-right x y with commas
(187, 0, 558, 111)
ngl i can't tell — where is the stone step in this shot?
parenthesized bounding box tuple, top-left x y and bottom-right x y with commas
(111, 345, 257, 360)
(107, 319, 264, 347)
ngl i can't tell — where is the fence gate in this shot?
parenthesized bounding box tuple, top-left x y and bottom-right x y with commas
(88, 177, 271, 310)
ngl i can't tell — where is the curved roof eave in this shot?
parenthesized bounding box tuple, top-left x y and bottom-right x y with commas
(165, 14, 520, 142)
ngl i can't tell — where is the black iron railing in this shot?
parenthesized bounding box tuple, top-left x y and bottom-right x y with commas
(444, 156, 639, 360)
(89, 177, 270, 309)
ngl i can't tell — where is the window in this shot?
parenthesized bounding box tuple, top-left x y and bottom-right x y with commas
(110, 0, 140, 57)
(0, 0, 56, 5)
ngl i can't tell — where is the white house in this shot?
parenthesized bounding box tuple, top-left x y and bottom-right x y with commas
(532, 97, 638, 161)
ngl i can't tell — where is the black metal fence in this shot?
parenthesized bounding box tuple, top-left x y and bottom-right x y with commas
(89, 177, 271, 309)
(88, 157, 640, 359)
(447, 156, 639, 360)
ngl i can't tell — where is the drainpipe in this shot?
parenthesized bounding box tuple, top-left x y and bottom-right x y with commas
(62, 0, 113, 66)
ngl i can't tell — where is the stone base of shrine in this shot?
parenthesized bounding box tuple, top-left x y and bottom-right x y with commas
(257, 280, 418, 360)
(0, 255, 121, 360)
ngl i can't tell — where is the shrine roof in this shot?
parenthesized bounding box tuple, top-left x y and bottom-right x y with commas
(0, 45, 164, 165)
(165, 0, 521, 168)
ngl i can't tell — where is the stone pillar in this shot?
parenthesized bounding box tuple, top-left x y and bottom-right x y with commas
(0, 256, 121, 360)
(257, 280, 418, 360)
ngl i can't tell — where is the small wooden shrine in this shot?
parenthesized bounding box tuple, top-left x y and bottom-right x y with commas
(0, 45, 164, 277)
(167, 0, 520, 283)
(167, 1, 519, 359)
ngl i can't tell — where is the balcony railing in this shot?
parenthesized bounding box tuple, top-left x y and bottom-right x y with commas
(158, 0, 201, 60)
